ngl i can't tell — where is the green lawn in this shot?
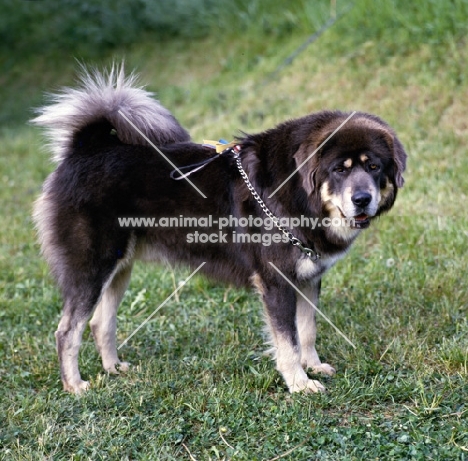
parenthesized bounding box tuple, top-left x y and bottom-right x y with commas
(1, 0, 467, 459)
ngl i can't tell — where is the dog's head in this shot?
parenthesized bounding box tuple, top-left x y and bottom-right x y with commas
(294, 111, 407, 238)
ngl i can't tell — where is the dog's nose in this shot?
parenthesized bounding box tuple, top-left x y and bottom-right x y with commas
(352, 191, 372, 208)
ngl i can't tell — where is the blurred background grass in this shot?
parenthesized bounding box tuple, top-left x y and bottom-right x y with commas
(2, 0, 468, 125)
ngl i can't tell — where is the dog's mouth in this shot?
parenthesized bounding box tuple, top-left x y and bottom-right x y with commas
(335, 205, 371, 229)
(351, 213, 370, 229)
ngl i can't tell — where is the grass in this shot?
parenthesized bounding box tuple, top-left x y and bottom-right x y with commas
(1, 0, 468, 459)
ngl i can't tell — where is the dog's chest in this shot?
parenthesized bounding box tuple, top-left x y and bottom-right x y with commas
(295, 251, 347, 281)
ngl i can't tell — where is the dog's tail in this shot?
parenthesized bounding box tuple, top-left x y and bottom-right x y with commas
(31, 63, 190, 163)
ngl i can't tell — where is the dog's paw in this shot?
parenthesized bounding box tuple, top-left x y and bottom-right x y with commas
(104, 361, 130, 374)
(63, 379, 90, 395)
(289, 379, 326, 394)
(116, 361, 130, 373)
(311, 363, 336, 376)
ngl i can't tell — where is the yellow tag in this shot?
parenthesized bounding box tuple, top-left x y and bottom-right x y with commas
(203, 139, 237, 154)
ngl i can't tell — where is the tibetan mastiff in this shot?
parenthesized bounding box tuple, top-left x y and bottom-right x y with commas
(32, 66, 406, 394)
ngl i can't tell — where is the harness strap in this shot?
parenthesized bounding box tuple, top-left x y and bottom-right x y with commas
(170, 155, 220, 180)
(170, 139, 235, 180)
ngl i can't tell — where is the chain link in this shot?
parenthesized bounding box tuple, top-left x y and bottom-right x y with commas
(232, 149, 319, 261)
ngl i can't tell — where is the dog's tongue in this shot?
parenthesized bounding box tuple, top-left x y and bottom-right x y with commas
(354, 213, 368, 221)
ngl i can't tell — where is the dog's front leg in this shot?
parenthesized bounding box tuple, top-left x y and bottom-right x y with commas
(297, 279, 336, 376)
(262, 281, 325, 393)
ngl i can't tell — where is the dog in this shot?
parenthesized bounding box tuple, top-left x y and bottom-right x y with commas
(32, 66, 406, 394)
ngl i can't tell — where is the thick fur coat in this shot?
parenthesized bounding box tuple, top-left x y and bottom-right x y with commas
(33, 66, 407, 394)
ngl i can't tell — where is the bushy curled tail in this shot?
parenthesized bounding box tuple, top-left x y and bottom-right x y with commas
(31, 63, 190, 163)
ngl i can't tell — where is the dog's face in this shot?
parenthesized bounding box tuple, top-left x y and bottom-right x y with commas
(320, 150, 385, 229)
(294, 113, 406, 240)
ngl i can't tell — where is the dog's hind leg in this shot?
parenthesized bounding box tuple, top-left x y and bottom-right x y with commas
(89, 263, 133, 374)
(55, 277, 107, 394)
(296, 280, 336, 376)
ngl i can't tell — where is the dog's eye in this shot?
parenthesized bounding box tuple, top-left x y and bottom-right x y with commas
(369, 163, 380, 171)
(334, 166, 346, 174)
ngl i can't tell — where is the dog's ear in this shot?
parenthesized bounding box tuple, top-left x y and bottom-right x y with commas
(391, 135, 407, 188)
(374, 128, 407, 188)
(293, 142, 319, 195)
(293, 125, 338, 195)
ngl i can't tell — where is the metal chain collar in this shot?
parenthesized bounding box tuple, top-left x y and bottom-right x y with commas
(231, 146, 320, 261)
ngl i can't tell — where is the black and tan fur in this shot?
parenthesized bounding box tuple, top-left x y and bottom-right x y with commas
(32, 66, 407, 394)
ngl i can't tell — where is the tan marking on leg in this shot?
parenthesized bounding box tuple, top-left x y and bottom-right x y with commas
(90, 264, 133, 374)
(55, 313, 90, 394)
(296, 284, 336, 377)
(250, 272, 265, 296)
(275, 334, 326, 393)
